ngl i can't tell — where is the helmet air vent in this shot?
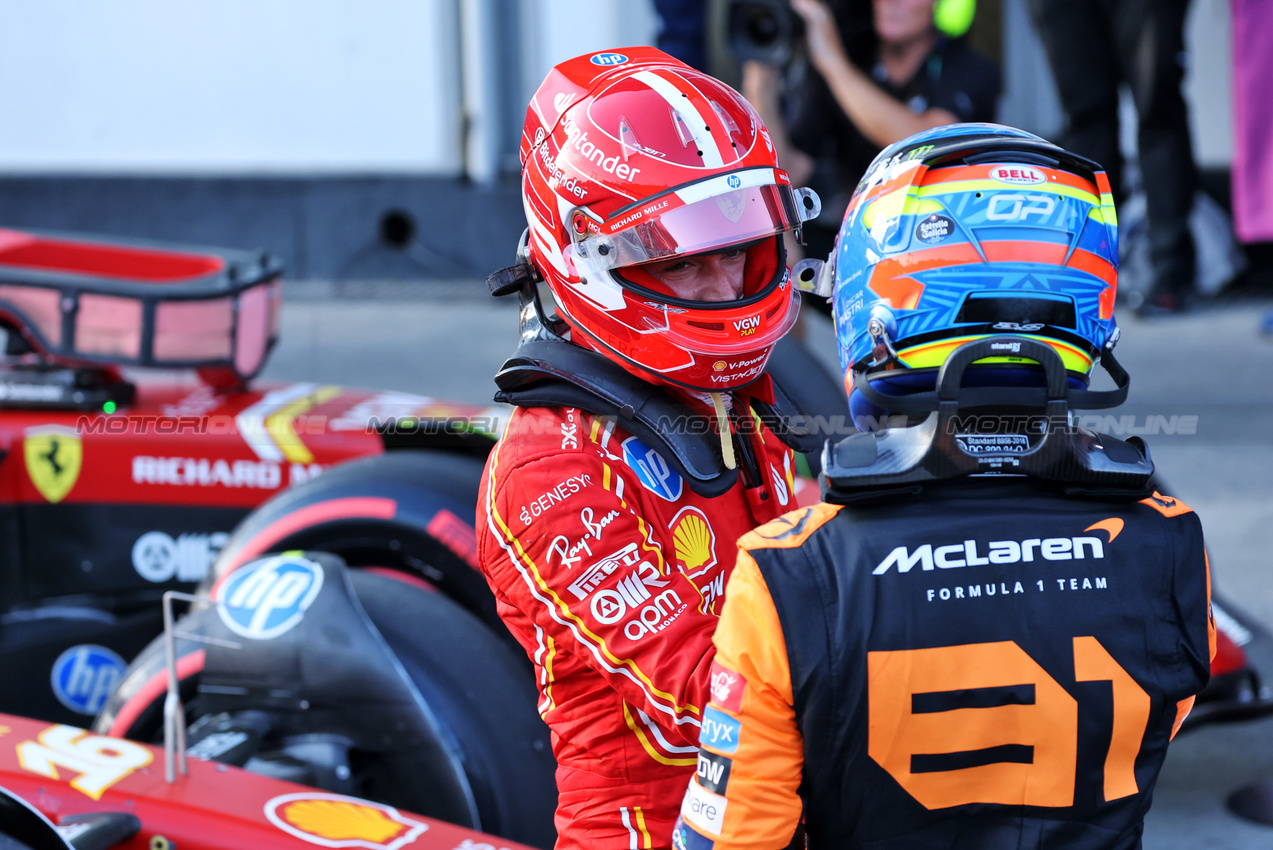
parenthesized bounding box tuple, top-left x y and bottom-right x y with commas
(670, 108, 697, 149)
(709, 100, 742, 147)
(618, 116, 642, 162)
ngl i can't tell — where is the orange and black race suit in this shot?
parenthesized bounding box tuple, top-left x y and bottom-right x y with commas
(674, 482, 1214, 850)
(478, 393, 802, 850)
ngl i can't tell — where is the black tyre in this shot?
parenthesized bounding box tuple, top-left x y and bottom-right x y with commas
(346, 570, 556, 847)
(95, 570, 556, 849)
(206, 449, 500, 631)
(93, 626, 205, 741)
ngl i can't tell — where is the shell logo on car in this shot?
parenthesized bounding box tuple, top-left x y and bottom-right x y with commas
(264, 793, 428, 849)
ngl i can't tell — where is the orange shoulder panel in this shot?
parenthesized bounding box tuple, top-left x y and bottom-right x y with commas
(1138, 491, 1194, 518)
(740, 502, 842, 552)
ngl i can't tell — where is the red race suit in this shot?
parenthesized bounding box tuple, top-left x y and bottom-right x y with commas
(478, 387, 800, 850)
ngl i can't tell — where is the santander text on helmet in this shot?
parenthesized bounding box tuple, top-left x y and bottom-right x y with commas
(561, 114, 642, 182)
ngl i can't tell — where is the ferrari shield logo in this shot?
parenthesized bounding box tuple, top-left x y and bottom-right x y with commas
(24, 425, 82, 503)
(714, 190, 747, 224)
(264, 793, 428, 849)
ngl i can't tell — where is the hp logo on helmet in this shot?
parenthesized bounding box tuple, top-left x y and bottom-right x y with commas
(727, 175, 742, 189)
(590, 52, 629, 66)
(51, 645, 126, 715)
(216, 555, 325, 640)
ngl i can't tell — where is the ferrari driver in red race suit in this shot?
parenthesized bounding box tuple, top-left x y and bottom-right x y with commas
(673, 124, 1216, 849)
(476, 48, 824, 850)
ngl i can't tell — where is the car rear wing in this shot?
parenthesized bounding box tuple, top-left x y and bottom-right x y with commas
(0, 228, 283, 383)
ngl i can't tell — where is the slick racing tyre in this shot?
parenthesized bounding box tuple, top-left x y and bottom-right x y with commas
(94, 629, 206, 743)
(205, 449, 501, 631)
(346, 569, 557, 847)
(96, 570, 556, 849)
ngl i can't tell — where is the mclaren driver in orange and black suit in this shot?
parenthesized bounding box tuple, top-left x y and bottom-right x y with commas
(673, 125, 1215, 850)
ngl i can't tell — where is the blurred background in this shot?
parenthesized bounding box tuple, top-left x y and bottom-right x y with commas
(0, 0, 1263, 292)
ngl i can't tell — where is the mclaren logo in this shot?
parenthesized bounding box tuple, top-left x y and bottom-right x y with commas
(24, 425, 82, 503)
(873, 519, 1123, 575)
(1085, 517, 1124, 541)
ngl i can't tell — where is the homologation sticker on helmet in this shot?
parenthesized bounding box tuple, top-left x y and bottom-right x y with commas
(915, 214, 955, 244)
(956, 434, 1031, 456)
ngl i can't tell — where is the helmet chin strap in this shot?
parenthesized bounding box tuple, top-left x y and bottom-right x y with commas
(709, 392, 737, 470)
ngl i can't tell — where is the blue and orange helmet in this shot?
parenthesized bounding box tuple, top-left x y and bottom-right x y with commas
(830, 124, 1120, 428)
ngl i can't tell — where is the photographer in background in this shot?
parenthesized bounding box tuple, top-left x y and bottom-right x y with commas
(739, 0, 1000, 260)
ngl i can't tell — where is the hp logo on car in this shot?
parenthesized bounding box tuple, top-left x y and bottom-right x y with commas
(590, 52, 628, 66)
(215, 555, 325, 640)
(51, 645, 126, 715)
(727, 175, 742, 188)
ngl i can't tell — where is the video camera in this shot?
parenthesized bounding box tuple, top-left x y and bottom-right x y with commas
(726, 0, 976, 65)
(726, 0, 805, 65)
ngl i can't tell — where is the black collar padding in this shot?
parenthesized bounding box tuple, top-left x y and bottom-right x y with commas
(494, 337, 819, 498)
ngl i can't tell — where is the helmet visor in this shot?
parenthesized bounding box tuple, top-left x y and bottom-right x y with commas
(572, 170, 818, 271)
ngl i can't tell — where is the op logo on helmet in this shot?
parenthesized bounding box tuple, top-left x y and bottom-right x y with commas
(264, 793, 428, 850)
(216, 555, 325, 640)
(990, 165, 1046, 185)
(552, 92, 575, 113)
(590, 52, 629, 66)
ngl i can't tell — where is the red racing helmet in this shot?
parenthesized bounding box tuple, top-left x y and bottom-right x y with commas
(519, 47, 820, 391)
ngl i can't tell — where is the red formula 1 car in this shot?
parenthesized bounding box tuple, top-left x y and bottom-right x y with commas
(0, 227, 511, 725)
(0, 227, 559, 845)
(0, 712, 538, 850)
